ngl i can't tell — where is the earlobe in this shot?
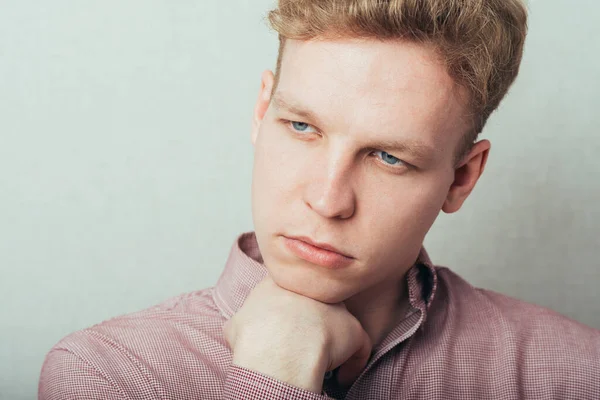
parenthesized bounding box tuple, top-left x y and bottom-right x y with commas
(251, 70, 275, 145)
(442, 140, 491, 214)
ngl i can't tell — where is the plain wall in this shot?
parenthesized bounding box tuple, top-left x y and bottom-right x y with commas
(1, 0, 598, 398)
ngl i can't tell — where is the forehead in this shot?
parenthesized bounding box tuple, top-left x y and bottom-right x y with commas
(275, 38, 470, 152)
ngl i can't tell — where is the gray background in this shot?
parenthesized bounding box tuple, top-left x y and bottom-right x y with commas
(1, 0, 598, 398)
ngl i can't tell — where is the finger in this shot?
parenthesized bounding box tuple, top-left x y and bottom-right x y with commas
(336, 329, 372, 388)
(223, 319, 237, 349)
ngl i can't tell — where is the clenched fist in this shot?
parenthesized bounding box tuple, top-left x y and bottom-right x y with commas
(223, 275, 372, 393)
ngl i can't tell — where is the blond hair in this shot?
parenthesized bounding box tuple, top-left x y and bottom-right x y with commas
(267, 0, 528, 158)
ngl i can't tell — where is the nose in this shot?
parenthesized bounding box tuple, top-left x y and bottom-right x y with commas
(303, 155, 356, 220)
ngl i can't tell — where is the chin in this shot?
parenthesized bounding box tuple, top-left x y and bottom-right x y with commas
(256, 230, 359, 303)
(269, 268, 352, 304)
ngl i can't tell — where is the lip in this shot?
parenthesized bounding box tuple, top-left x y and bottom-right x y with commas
(289, 236, 353, 257)
(282, 235, 354, 269)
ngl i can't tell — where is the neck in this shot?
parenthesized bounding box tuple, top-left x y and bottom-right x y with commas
(344, 275, 409, 349)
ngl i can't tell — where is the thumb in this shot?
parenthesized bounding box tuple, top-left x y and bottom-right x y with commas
(336, 329, 372, 388)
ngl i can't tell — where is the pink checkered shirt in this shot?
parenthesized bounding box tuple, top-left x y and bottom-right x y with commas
(39, 232, 600, 399)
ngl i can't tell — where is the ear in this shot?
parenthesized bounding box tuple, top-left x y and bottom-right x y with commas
(251, 70, 275, 145)
(442, 140, 490, 214)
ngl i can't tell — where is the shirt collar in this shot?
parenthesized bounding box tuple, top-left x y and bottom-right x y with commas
(213, 232, 438, 321)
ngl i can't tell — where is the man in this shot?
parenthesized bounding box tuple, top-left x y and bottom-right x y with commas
(39, 0, 600, 399)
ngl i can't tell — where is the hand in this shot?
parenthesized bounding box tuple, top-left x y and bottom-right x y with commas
(223, 275, 372, 393)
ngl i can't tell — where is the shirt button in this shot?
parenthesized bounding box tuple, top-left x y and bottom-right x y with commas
(324, 370, 334, 380)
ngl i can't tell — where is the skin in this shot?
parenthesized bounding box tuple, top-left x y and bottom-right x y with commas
(223, 37, 490, 393)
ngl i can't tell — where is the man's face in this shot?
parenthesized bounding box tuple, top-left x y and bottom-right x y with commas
(250, 38, 478, 304)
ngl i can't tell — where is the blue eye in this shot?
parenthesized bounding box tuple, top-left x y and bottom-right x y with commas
(375, 151, 404, 166)
(290, 121, 314, 133)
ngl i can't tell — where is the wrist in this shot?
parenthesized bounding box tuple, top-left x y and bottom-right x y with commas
(231, 336, 328, 393)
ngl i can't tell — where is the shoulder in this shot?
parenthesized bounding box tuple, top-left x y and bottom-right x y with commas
(52, 287, 224, 352)
(40, 287, 228, 399)
(435, 266, 599, 341)
(426, 267, 600, 396)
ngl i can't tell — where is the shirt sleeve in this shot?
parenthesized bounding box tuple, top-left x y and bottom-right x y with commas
(223, 365, 336, 400)
(38, 348, 128, 400)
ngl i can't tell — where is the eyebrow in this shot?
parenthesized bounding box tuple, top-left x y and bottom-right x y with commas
(272, 93, 322, 125)
(271, 92, 438, 163)
(367, 138, 438, 163)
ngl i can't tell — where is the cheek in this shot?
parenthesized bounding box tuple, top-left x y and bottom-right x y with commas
(253, 126, 311, 197)
(355, 182, 446, 276)
(251, 127, 305, 219)
(362, 178, 447, 237)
